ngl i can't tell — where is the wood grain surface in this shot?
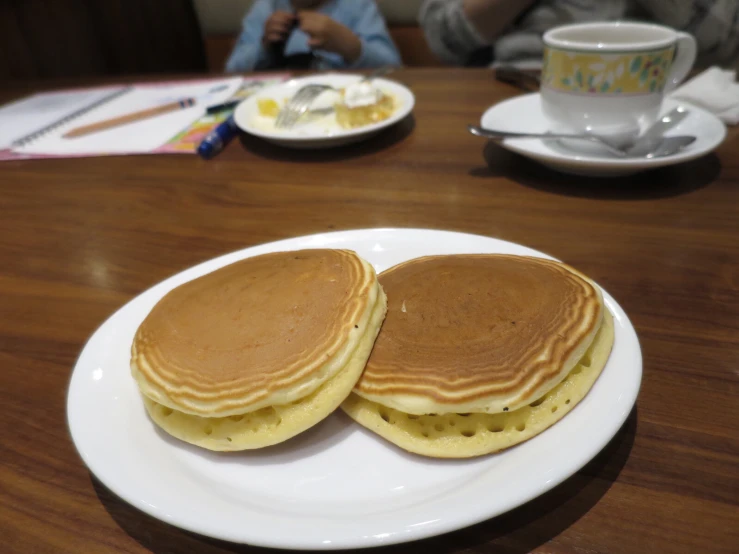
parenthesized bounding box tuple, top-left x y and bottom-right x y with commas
(1, 69, 737, 554)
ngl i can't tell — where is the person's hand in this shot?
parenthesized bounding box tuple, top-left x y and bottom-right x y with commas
(262, 10, 296, 46)
(298, 11, 361, 62)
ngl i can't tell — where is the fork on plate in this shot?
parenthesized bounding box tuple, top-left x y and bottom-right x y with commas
(274, 84, 333, 129)
(274, 67, 394, 129)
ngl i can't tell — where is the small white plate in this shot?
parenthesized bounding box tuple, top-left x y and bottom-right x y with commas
(481, 93, 726, 177)
(67, 228, 641, 550)
(234, 74, 414, 149)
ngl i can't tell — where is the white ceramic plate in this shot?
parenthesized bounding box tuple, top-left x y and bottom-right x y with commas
(481, 93, 726, 177)
(234, 74, 414, 149)
(67, 228, 641, 550)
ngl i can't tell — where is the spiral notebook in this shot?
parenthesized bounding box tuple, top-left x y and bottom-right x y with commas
(0, 75, 283, 161)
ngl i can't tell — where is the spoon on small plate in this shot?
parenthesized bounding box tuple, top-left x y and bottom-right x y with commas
(468, 125, 696, 158)
(489, 66, 694, 157)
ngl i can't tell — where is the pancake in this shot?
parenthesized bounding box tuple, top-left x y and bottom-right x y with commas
(144, 289, 386, 451)
(340, 254, 614, 458)
(351, 255, 604, 415)
(342, 309, 613, 458)
(131, 249, 387, 451)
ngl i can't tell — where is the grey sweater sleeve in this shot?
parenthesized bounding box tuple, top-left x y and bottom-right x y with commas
(635, 0, 739, 66)
(420, 0, 739, 67)
(419, 0, 489, 65)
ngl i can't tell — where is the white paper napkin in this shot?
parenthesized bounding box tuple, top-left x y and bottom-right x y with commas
(671, 67, 739, 124)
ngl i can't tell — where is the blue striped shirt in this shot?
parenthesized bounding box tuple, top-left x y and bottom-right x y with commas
(226, 0, 401, 71)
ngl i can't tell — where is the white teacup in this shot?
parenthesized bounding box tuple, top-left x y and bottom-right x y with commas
(541, 21, 696, 138)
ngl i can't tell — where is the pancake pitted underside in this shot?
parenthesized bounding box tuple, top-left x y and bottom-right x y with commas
(342, 309, 614, 458)
(132, 249, 378, 417)
(354, 255, 604, 415)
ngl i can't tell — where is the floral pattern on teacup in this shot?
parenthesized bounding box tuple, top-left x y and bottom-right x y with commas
(542, 47, 675, 95)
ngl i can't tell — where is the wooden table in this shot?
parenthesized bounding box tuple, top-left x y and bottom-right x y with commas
(1, 69, 737, 554)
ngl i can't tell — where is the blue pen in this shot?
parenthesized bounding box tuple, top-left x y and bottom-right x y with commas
(197, 116, 239, 159)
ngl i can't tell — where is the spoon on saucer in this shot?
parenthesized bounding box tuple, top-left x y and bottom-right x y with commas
(467, 125, 696, 158)
(642, 136, 697, 159)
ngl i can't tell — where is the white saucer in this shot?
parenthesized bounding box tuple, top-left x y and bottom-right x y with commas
(480, 93, 726, 177)
(234, 74, 414, 149)
(67, 228, 641, 550)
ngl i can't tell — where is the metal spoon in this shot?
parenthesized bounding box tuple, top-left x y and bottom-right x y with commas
(493, 65, 693, 154)
(468, 125, 695, 158)
(625, 107, 689, 156)
(642, 136, 696, 159)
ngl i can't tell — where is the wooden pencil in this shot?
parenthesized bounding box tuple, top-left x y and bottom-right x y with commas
(63, 98, 196, 139)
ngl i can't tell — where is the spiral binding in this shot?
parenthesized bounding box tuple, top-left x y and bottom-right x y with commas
(11, 86, 134, 148)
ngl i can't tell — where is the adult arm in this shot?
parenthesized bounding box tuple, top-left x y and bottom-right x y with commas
(637, 0, 739, 66)
(419, 0, 535, 65)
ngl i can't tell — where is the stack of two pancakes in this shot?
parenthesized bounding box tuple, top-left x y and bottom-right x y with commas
(131, 250, 613, 458)
(342, 255, 614, 458)
(131, 250, 386, 451)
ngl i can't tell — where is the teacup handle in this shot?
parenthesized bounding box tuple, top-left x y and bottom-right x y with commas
(665, 32, 697, 92)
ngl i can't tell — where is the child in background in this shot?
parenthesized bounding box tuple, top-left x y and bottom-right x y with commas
(225, 0, 401, 72)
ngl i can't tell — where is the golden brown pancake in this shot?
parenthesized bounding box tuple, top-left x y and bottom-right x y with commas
(131, 249, 387, 451)
(143, 287, 387, 451)
(342, 254, 613, 458)
(352, 255, 604, 416)
(342, 309, 614, 458)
